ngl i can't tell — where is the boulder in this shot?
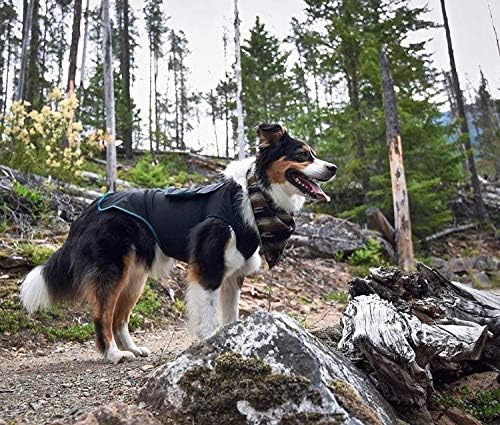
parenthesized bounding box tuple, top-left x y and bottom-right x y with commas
(290, 213, 394, 259)
(73, 402, 161, 425)
(139, 312, 398, 425)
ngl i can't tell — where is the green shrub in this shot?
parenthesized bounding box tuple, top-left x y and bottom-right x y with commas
(347, 238, 386, 276)
(124, 154, 205, 188)
(17, 243, 55, 266)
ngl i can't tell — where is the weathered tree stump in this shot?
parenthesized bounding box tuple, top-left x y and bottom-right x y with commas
(338, 264, 500, 422)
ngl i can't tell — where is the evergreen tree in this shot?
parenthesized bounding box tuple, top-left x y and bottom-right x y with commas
(241, 17, 297, 152)
(144, 0, 168, 152)
(474, 71, 500, 178)
(293, 0, 463, 238)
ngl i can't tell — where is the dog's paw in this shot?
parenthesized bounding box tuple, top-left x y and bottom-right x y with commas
(105, 349, 136, 365)
(127, 346, 151, 357)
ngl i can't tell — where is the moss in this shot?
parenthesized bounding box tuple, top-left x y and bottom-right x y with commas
(17, 243, 56, 266)
(329, 380, 382, 425)
(173, 352, 324, 425)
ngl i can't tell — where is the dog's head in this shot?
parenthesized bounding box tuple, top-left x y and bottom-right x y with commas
(254, 123, 337, 209)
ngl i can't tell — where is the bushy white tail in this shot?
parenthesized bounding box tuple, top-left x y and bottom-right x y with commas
(20, 265, 52, 313)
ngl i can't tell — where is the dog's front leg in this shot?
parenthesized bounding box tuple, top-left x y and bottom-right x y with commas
(218, 274, 243, 326)
(186, 279, 219, 340)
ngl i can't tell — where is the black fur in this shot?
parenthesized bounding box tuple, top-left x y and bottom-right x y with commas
(255, 131, 314, 187)
(188, 218, 231, 291)
(42, 201, 156, 304)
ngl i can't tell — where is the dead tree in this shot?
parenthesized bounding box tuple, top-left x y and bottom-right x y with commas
(379, 48, 415, 271)
(339, 264, 500, 421)
(102, 0, 116, 191)
(440, 0, 487, 222)
(16, 0, 34, 100)
(233, 0, 245, 159)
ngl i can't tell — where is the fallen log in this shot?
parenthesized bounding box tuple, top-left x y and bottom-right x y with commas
(420, 222, 478, 243)
(339, 264, 500, 422)
(366, 207, 395, 246)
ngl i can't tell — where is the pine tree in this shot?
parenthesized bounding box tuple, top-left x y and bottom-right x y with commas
(144, 0, 168, 153)
(293, 0, 464, 238)
(241, 17, 297, 152)
(474, 71, 500, 178)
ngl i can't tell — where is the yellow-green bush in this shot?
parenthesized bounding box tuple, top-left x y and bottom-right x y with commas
(0, 89, 102, 182)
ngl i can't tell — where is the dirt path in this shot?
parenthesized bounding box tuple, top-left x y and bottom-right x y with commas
(0, 324, 193, 424)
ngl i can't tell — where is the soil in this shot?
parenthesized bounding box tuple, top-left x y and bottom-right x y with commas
(0, 254, 350, 424)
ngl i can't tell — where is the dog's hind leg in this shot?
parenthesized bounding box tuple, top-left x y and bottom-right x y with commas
(113, 257, 150, 357)
(92, 254, 136, 364)
(218, 274, 243, 326)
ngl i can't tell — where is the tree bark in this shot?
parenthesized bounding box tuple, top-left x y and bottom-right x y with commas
(102, 0, 116, 191)
(78, 0, 90, 105)
(366, 207, 395, 246)
(234, 0, 245, 159)
(67, 0, 82, 92)
(379, 48, 415, 272)
(120, 0, 133, 159)
(440, 0, 487, 222)
(16, 0, 34, 101)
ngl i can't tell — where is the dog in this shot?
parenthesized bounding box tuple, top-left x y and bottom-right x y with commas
(20, 123, 336, 364)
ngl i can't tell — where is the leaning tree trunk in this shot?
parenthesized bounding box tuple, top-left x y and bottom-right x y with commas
(440, 0, 487, 222)
(67, 0, 82, 92)
(233, 0, 245, 160)
(339, 264, 500, 422)
(379, 48, 415, 271)
(102, 0, 116, 191)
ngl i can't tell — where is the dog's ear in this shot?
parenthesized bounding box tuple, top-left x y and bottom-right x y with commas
(256, 123, 287, 148)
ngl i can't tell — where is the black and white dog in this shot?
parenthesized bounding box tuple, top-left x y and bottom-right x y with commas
(20, 124, 336, 364)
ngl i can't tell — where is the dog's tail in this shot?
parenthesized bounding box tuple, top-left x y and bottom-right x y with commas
(20, 246, 74, 314)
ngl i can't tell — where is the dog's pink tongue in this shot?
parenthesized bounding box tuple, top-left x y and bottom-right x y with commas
(298, 175, 331, 202)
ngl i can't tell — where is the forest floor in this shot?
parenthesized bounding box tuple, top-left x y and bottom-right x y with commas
(0, 159, 498, 424)
(0, 255, 351, 424)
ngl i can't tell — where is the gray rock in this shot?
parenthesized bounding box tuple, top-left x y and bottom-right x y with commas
(470, 270, 492, 289)
(430, 257, 447, 270)
(472, 255, 498, 272)
(291, 213, 394, 259)
(139, 312, 398, 425)
(448, 257, 472, 274)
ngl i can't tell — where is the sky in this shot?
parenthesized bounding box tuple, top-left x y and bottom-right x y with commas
(10, 0, 500, 152)
(128, 0, 500, 152)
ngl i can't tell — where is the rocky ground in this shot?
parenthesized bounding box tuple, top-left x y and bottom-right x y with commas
(0, 163, 498, 424)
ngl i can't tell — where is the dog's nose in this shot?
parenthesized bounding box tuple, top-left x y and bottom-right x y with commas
(327, 164, 337, 176)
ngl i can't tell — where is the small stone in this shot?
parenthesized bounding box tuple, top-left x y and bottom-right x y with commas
(141, 364, 154, 371)
(446, 407, 482, 425)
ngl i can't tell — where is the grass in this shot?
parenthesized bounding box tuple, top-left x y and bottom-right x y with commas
(324, 292, 349, 303)
(0, 277, 163, 342)
(435, 386, 500, 423)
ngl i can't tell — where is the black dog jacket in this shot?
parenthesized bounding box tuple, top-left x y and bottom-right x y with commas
(97, 182, 259, 263)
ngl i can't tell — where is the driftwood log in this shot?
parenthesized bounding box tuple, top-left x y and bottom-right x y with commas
(338, 264, 500, 421)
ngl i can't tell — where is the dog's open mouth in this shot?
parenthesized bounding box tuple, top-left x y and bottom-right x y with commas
(287, 170, 330, 202)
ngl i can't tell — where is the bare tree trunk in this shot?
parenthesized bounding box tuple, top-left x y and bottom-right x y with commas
(16, 0, 34, 101)
(67, 0, 82, 92)
(154, 54, 159, 151)
(440, 0, 487, 222)
(148, 49, 153, 155)
(102, 0, 116, 191)
(78, 0, 90, 105)
(120, 0, 133, 159)
(379, 48, 415, 272)
(488, 3, 500, 58)
(233, 0, 245, 159)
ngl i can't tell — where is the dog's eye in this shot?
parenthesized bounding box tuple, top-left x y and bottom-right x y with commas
(298, 151, 309, 158)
